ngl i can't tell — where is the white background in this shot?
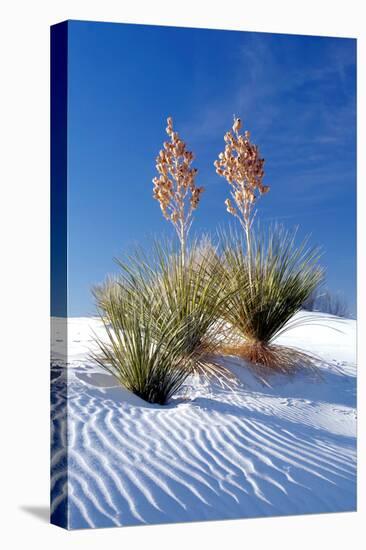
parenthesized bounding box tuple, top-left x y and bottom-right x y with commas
(0, 1, 364, 548)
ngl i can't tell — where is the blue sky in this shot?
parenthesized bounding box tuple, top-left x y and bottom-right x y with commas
(66, 20, 356, 316)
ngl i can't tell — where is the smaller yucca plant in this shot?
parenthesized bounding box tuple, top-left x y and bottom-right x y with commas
(219, 226, 324, 372)
(91, 291, 193, 405)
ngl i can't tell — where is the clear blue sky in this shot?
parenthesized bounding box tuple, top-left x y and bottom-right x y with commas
(66, 20, 356, 316)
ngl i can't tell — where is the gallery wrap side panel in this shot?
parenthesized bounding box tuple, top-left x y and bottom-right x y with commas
(50, 20, 69, 530)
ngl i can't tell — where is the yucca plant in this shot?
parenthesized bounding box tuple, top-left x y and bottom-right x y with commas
(218, 226, 324, 372)
(91, 290, 194, 405)
(95, 239, 235, 385)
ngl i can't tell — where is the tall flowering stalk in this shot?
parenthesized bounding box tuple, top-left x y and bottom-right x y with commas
(214, 117, 269, 286)
(153, 117, 204, 267)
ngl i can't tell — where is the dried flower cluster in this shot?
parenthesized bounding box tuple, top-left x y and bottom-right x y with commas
(153, 117, 204, 264)
(214, 117, 269, 234)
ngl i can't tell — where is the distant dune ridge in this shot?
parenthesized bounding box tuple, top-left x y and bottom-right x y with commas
(51, 312, 356, 529)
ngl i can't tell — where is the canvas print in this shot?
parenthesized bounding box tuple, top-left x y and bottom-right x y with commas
(50, 20, 357, 530)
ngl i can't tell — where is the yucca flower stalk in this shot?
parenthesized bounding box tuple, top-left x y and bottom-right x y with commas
(153, 117, 204, 267)
(214, 117, 269, 287)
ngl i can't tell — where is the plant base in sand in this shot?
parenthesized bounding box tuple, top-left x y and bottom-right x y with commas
(220, 341, 320, 375)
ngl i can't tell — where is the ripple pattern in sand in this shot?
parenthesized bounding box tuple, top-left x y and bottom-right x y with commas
(51, 358, 356, 529)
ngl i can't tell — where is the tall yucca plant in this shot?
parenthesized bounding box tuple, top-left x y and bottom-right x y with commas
(219, 226, 324, 371)
(91, 290, 194, 405)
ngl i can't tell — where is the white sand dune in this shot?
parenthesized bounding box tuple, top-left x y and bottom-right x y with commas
(51, 312, 356, 529)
